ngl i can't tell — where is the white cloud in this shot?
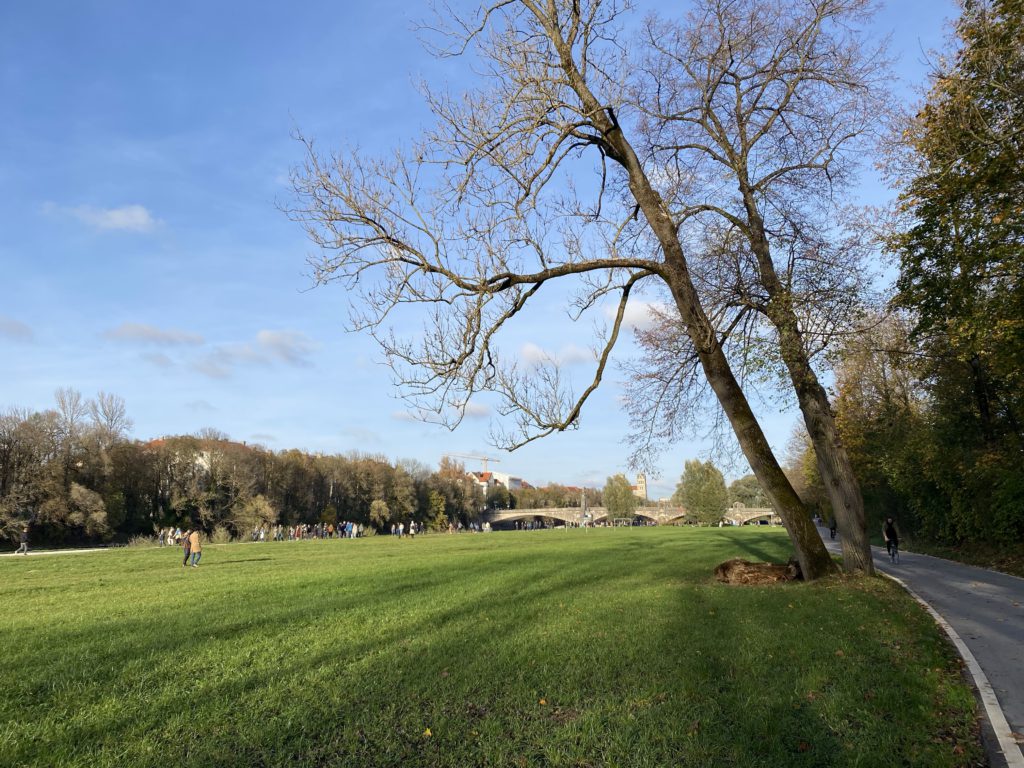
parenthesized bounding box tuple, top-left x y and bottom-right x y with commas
(250, 433, 276, 444)
(462, 401, 491, 419)
(557, 344, 594, 365)
(185, 400, 217, 412)
(49, 203, 160, 232)
(519, 342, 595, 367)
(520, 342, 549, 366)
(605, 299, 671, 331)
(105, 322, 204, 346)
(391, 411, 419, 422)
(0, 315, 33, 342)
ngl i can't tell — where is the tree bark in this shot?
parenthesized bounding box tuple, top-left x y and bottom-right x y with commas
(738, 191, 874, 575)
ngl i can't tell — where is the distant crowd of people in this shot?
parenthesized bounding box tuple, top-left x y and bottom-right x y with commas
(155, 519, 500, 554)
(256, 522, 365, 541)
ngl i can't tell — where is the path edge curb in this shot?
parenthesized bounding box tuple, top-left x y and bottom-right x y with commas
(882, 570, 1024, 768)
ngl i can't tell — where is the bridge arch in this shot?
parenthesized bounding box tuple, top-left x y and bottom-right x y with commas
(722, 502, 780, 526)
(481, 505, 694, 527)
(487, 509, 583, 526)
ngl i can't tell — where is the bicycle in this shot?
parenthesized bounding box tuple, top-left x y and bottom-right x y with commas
(886, 539, 900, 564)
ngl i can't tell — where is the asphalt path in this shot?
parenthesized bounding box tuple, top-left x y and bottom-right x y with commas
(819, 525, 1024, 767)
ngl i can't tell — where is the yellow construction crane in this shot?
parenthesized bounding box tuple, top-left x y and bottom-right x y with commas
(442, 452, 502, 472)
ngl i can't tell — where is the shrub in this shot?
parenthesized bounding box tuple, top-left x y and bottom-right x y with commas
(210, 526, 233, 544)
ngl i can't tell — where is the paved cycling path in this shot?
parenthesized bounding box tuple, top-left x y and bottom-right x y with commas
(820, 526, 1024, 767)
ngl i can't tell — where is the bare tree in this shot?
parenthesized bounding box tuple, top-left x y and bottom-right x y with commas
(623, 0, 891, 572)
(54, 387, 88, 444)
(88, 391, 133, 449)
(289, 0, 888, 578)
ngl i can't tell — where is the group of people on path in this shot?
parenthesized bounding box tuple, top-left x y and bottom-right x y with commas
(265, 522, 363, 541)
(390, 521, 419, 537)
(158, 527, 190, 547)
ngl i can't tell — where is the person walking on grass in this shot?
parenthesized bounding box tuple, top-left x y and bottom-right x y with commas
(15, 526, 29, 555)
(188, 529, 202, 567)
(182, 528, 192, 567)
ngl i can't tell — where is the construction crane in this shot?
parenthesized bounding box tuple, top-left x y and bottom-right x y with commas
(442, 452, 502, 472)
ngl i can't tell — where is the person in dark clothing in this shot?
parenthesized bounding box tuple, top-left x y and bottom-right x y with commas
(829, 519, 837, 540)
(182, 528, 193, 567)
(882, 517, 899, 557)
(15, 527, 29, 555)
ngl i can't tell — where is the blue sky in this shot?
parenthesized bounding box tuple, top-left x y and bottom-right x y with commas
(1, 0, 954, 499)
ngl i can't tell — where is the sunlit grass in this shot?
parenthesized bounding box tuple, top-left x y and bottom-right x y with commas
(0, 527, 980, 767)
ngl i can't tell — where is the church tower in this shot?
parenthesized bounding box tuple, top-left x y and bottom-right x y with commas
(633, 473, 648, 501)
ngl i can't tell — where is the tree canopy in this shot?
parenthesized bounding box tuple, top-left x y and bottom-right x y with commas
(602, 474, 639, 518)
(673, 460, 728, 525)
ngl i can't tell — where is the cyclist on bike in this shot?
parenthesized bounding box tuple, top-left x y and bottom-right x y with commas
(882, 517, 899, 558)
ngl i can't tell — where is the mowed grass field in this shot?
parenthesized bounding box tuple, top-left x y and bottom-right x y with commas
(0, 527, 981, 767)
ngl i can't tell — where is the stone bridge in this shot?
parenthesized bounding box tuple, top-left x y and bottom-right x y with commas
(483, 506, 691, 526)
(721, 503, 780, 526)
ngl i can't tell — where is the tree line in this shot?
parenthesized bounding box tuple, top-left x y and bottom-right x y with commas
(0, 392, 607, 545)
(787, 0, 1023, 551)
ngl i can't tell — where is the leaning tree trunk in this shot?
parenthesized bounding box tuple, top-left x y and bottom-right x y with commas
(620, 156, 836, 579)
(658, 252, 836, 581)
(740, 196, 874, 575)
(776, 325, 873, 574)
(548, 32, 836, 580)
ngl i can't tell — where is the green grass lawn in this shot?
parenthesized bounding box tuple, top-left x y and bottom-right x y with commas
(0, 527, 981, 767)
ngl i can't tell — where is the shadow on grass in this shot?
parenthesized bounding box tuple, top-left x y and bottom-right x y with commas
(0, 531, 981, 768)
(722, 529, 794, 564)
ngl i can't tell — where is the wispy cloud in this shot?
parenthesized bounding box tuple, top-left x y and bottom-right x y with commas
(141, 352, 175, 368)
(0, 315, 33, 342)
(519, 342, 595, 367)
(391, 410, 419, 422)
(340, 426, 382, 445)
(193, 330, 317, 379)
(185, 400, 217, 412)
(46, 203, 160, 233)
(250, 433, 276, 444)
(256, 330, 315, 366)
(192, 357, 232, 379)
(105, 322, 204, 346)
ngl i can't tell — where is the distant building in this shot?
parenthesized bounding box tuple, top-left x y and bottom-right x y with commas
(469, 470, 529, 493)
(489, 471, 525, 491)
(631, 474, 648, 501)
(469, 471, 495, 493)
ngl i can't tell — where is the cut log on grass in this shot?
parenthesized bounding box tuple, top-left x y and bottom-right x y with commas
(715, 558, 803, 585)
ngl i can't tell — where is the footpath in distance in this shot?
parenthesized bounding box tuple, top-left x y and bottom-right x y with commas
(820, 525, 1024, 768)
